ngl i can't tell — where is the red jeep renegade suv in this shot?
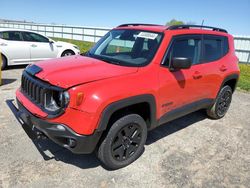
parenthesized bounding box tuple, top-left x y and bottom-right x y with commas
(14, 24, 240, 169)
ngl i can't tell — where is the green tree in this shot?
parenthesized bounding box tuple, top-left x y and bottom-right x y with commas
(166, 19, 184, 26)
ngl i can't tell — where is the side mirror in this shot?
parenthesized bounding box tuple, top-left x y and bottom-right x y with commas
(81, 51, 89, 56)
(49, 39, 54, 44)
(171, 57, 192, 71)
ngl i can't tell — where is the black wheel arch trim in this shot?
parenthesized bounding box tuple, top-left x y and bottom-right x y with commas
(96, 73, 239, 133)
(96, 94, 157, 132)
(1, 53, 8, 64)
(61, 49, 75, 56)
(219, 73, 239, 93)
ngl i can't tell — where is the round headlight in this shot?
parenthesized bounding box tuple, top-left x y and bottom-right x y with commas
(44, 91, 70, 112)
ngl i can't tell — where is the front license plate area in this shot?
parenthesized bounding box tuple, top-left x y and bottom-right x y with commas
(19, 112, 32, 128)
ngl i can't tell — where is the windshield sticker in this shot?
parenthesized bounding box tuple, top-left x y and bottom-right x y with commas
(137, 32, 158, 40)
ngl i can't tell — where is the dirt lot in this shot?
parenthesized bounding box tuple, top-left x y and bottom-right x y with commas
(0, 66, 249, 188)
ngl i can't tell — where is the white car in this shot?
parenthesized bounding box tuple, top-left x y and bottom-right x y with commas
(0, 28, 80, 69)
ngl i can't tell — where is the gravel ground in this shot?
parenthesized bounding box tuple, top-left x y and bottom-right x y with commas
(0, 66, 249, 188)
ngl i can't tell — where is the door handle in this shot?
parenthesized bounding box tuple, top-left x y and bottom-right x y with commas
(220, 65, 227, 72)
(31, 44, 37, 47)
(193, 71, 202, 79)
(0, 43, 7, 46)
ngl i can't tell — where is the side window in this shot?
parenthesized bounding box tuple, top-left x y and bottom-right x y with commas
(203, 35, 228, 62)
(1, 31, 22, 41)
(164, 36, 202, 66)
(22, 32, 49, 43)
(222, 37, 229, 55)
(203, 37, 222, 62)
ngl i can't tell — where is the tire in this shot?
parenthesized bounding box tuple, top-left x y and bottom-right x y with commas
(1, 54, 7, 70)
(97, 114, 147, 170)
(61, 50, 75, 57)
(206, 85, 232, 119)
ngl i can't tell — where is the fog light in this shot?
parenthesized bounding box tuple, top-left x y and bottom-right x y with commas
(68, 138, 76, 148)
(56, 125, 66, 131)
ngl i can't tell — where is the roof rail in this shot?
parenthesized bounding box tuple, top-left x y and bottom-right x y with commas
(118, 23, 163, 27)
(167, 24, 227, 33)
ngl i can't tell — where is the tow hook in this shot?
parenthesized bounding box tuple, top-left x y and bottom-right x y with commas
(35, 130, 47, 140)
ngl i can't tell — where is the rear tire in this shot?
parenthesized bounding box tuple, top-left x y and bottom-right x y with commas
(1, 54, 7, 70)
(97, 114, 147, 170)
(206, 85, 232, 119)
(61, 50, 75, 57)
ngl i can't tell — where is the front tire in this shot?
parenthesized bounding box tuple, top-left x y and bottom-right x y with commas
(1, 54, 7, 70)
(206, 85, 232, 119)
(97, 114, 147, 170)
(61, 50, 75, 57)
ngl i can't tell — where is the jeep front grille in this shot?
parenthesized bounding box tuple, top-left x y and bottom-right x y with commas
(21, 72, 46, 105)
(20, 71, 64, 116)
(21, 74, 45, 105)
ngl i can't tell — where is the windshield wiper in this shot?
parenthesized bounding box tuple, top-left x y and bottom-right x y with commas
(81, 51, 91, 56)
(94, 55, 120, 65)
(82, 52, 121, 65)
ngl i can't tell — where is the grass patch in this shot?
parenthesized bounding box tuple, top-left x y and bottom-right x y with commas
(52, 38, 94, 53)
(238, 63, 250, 91)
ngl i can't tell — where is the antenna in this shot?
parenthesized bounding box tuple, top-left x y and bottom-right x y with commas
(201, 20, 204, 29)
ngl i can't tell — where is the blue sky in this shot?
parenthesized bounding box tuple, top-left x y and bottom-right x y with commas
(1, 0, 250, 35)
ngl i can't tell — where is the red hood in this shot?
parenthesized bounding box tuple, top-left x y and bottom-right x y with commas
(34, 55, 138, 88)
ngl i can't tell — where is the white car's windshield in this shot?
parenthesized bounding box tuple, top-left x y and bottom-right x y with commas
(86, 29, 163, 66)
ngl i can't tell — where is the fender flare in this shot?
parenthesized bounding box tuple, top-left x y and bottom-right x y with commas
(60, 49, 76, 57)
(96, 94, 157, 131)
(219, 73, 239, 93)
(1, 52, 8, 64)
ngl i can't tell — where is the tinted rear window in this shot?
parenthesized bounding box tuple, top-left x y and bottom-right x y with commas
(223, 37, 229, 55)
(203, 35, 229, 62)
(0, 31, 22, 41)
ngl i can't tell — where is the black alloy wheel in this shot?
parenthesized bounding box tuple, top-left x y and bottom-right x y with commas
(97, 114, 147, 170)
(111, 123, 142, 161)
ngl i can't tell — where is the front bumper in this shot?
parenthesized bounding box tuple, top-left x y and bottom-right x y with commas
(14, 99, 102, 154)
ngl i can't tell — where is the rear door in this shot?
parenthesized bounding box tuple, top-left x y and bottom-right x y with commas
(21, 32, 58, 62)
(0, 31, 30, 65)
(199, 35, 230, 98)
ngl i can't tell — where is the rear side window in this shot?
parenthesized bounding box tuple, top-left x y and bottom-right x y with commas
(0, 31, 22, 41)
(164, 35, 202, 66)
(22, 32, 49, 43)
(203, 35, 229, 62)
(223, 37, 229, 55)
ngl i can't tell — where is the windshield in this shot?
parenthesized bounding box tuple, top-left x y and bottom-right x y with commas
(86, 29, 163, 66)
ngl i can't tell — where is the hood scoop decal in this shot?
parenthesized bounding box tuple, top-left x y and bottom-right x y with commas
(26, 64, 43, 76)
